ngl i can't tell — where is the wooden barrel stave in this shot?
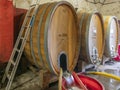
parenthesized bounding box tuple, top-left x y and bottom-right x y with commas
(96, 14, 103, 59)
(25, 3, 57, 71)
(31, 3, 51, 68)
(39, 3, 58, 73)
(81, 12, 91, 62)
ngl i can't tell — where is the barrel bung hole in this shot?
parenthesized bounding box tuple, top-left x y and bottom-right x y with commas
(59, 53, 67, 72)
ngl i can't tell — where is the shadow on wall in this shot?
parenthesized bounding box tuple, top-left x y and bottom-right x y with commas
(85, 0, 119, 5)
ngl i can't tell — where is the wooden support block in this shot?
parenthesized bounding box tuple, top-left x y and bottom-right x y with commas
(38, 70, 58, 90)
(25, 66, 58, 89)
(75, 60, 83, 72)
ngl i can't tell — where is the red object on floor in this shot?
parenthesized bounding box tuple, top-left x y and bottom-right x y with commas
(14, 8, 27, 44)
(62, 72, 104, 90)
(114, 21, 120, 61)
(77, 74, 104, 90)
(113, 44, 120, 61)
(0, 0, 13, 63)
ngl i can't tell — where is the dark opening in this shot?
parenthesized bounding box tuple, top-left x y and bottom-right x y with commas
(59, 53, 67, 72)
(75, 8, 78, 11)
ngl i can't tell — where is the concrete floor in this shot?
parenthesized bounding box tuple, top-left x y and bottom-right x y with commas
(0, 62, 120, 90)
(1, 71, 119, 90)
(88, 74, 120, 90)
(7, 72, 120, 90)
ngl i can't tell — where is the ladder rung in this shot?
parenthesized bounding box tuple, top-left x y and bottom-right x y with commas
(15, 48, 20, 52)
(24, 25, 31, 28)
(10, 60, 15, 66)
(28, 14, 36, 17)
(6, 74, 11, 80)
(22, 26, 27, 29)
(30, 4, 36, 7)
(20, 37, 24, 40)
(30, 4, 39, 7)
(27, 15, 32, 17)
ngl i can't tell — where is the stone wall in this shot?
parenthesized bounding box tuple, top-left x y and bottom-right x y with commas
(13, 0, 120, 19)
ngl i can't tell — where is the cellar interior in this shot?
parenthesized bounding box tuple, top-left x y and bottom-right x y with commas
(0, 0, 120, 90)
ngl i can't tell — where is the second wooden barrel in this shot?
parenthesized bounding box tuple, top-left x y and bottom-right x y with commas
(24, 1, 80, 75)
(103, 16, 119, 58)
(77, 11, 104, 65)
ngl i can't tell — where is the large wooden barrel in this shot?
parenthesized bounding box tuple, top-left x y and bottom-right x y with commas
(103, 16, 119, 58)
(24, 1, 80, 75)
(77, 11, 104, 65)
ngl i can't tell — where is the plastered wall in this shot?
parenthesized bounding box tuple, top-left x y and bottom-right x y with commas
(13, 0, 120, 19)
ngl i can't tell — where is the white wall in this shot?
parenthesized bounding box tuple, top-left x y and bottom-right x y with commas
(13, 0, 120, 19)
